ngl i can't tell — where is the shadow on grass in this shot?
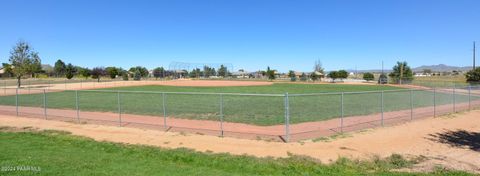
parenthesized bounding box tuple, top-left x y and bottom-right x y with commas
(427, 129, 480, 152)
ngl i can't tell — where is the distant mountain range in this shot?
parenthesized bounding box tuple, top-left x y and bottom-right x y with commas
(412, 64, 472, 72)
(345, 64, 473, 73)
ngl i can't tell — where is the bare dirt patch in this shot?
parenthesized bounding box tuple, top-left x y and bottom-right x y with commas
(14, 80, 274, 91)
(1, 110, 480, 173)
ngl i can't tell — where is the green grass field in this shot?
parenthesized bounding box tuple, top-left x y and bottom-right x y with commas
(0, 83, 475, 126)
(0, 128, 472, 175)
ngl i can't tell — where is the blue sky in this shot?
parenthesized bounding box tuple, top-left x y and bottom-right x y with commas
(0, 0, 479, 72)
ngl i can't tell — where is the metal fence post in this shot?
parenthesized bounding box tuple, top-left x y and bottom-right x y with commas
(219, 94, 224, 137)
(381, 90, 384, 126)
(453, 84, 456, 113)
(75, 90, 80, 122)
(340, 92, 344, 133)
(15, 88, 18, 116)
(284, 93, 290, 143)
(118, 91, 122, 126)
(410, 89, 413, 120)
(43, 89, 47, 119)
(468, 85, 472, 111)
(64, 79, 67, 90)
(433, 87, 436, 117)
(162, 93, 167, 128)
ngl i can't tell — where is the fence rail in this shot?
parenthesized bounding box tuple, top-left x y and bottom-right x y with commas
(0, 84, 479, 142)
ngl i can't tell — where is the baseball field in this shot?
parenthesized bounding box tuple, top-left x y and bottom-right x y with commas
(1, 80, 479, 175)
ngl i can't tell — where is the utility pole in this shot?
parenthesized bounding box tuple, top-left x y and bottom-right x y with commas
(474, 41, 476, 70)
(400, 62, 404, 85)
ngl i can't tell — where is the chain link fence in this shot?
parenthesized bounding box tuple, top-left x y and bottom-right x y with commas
(0, 85, 479, 142)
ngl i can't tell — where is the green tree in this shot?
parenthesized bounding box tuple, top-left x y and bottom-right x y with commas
(105, 67, 119, 79)
(91, 67, 106, 82)
(310, 72, 319, 82)
(337, 70, 348, 80)
(129, 66, 149, 77)
(1, 63, 14, 78)
(30, 52, 43, 78)
(466, 68, 480, 82)
(328, 71, 338, 82)
(54, 59, 66, 77)
(78, 67, 91, 79)
(288, 70, 296, 82)
(8, 41, 42, 87)
(300, 73, 307, 81)
(218, 65, 228, 77)
(266, 67, 275, 80)
(189, 68, 202, 78)
(65, 63, 76, 79)
(153, 67, 165, 79)
(389, 61, 413, 84)
(363, 72, 374, 81)
(122, 72, 129, 81)
(133, 70, 142, 81)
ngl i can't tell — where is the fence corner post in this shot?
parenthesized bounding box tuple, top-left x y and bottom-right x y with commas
(468, 85, 472, 111)
(162, 92, 167, 129)
(15, 88, 18, 116)
(284, 92, 290, 143)
(340, 92, 344, 133)
(452, 83, 457, 113)
(433, 87, 436, 118)
(410, 89, 413, 120)
(44, 89, 47, 119)
(381, 90, 384, 126)
(219, 94, 224, 137)
(117, 91, 122, 127)
(75, 90, 80, 122)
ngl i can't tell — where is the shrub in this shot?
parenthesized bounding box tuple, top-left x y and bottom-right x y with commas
(133, 70, 141, 81)
(300, 73, 307, 81)
(466, 68, 480, 82)
(122, 73, 129, 81)
(363, 72, 374, 81)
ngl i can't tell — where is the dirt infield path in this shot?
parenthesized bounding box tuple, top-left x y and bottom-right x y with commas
(1, 110, 480, 173)
(17, 80, 274, 90)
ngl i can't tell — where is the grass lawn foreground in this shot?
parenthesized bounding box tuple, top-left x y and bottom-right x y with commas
(0, 127, 473, 175)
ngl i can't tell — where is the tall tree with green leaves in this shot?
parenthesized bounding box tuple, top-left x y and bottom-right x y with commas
(310, 72, 319, 82)
(153, 67, 165, 79)
(300, 73, 307, 81)
(288, 70, 296, 82)
(65, 63, 76, 79)
(266, 66, 275, 80)
(8, 41, 42, 87)
(54, 59, 66, 77)
(77, 67, 91, 79)
(129, 66, 149, 77)
(30, 52, 43, 78)
(328, 71, 338, 82)
(1, 63, 14, 78)
(337, 70, 348, 80)
(133, 70, 142, 81)
(91, 67, 106, 82)
(389, 61, 413, 84)
(218, 65, 228, 77)
(105, 67, 119, 79)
